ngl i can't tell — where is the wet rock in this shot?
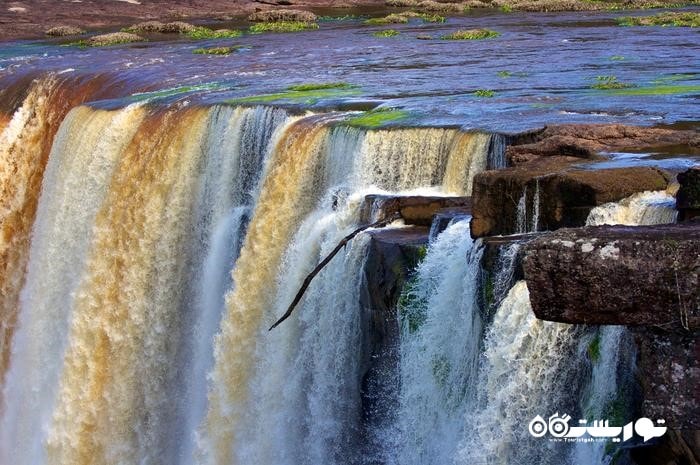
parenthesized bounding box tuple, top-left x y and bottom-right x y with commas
(470, 158, 670, 237)
(359, 194, 470, 226)
(677, 166, 700, 222)
(85, 32, 146, 46)
(630, 429, 700, 465)
(630, 328, 699, 430)
(247, 9, 317, 22)
(358, 226, 428, 451)
(124, 21, 196, 33)
(507, 124, 700, 166)
(522, 223, 700, 331)
(45, 25, 85, 36)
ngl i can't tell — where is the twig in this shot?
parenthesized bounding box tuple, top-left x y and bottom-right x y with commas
(269, 212, 402, 331)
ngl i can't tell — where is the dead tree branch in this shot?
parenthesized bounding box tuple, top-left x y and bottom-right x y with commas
(269, 212, 402, 331)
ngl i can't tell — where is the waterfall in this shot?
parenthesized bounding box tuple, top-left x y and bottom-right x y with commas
(392, 219, 483, 465)
(585, 190, 677, 226)
(0, 78, 497, 465)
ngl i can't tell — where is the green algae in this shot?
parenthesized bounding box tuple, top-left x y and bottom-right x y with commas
(609, 84, 700, 96)
(373, 29, 401, 37)
(249, 21, 319, 33)
(474, 89, 495, 97)
(286, 82, 355, 91)
(227, 86, 360, 105)
(344, 109, 409, 128)
(591, 75, 635, 90)
(442, 29, 500, 40)
(185, 27, 242, 40)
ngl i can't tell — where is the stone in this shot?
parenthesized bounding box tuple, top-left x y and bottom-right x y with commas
(506, 124, 700, 166)
(45, 25, 85, 36)
(359, 194, 470, 226)
(247, 9, 317, 22)
(470, 158, 670, 237)
(522, 223, 700, 331)
(676, 166, 700, 222)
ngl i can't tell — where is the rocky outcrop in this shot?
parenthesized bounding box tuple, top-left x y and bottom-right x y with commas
(85, 32, 146, 46)
(677, 166, 700, 222)
(358, 226, 428, 450)
(359, 194, 470, 226)
(470, 158, 670, 237)
(45, 26, 85, 36)
(123, 21, 196, 33)
(247, 9, 317, 22)
(522, 223, 699, 330)
(506, 124, 700, 166)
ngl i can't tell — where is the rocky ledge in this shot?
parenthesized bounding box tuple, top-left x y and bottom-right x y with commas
(470, 158, 670, 237)
(359, 194, 470, 226)
(522, 222, 699, 331)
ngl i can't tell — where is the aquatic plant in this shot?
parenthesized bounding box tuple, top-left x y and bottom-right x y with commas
(364, 12, 445, 25)
(474, 89, 495, 97)
(344, 108, 409, 127)
(373, 29, 401, 38)
(591, 75, 634, 90)
(587, 333, 601, 362)
(610, 55, 625, 61)
(249, 21, 319, 33)
(193, 46, 241, 55)
(442, 29, 500, 40)
(617, 12, 700, 27)
(185, 27, 242, 40)
(609, 84, 700, 96)
(69, 32, 146, 47)
(497, 70, 512, 78)
(286, 82, 354, 91)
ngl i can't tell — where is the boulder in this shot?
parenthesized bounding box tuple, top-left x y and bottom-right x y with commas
(506, 124, 700, 166)
(470, 158, 670, 237)
(522, 223, 700, 331)
(359, 194, 470, 226)
(85, 32, 146, 46)
(45, 25, 85, 36)
(247, 9, 317, 22)
(677, 166, 700, 221)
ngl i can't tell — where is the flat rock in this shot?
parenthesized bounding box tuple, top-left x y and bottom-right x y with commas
(359, 194, 470, 226)
(470, 158, 670, 237)
(522, 223, 700, 331)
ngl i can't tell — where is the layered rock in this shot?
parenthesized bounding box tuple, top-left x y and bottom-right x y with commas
(506, 124, 700, 166)
(470, 158, 670, 237)
(359, 194, 470, 226)
(677, 166, 700, 222)
(522, 223, 699, 330)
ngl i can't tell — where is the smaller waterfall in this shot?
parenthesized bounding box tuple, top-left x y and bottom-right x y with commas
(586, 190, 677, 226)
(392, 219, 483, 465)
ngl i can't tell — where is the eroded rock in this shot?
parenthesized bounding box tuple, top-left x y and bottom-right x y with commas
(45, 25, 85, 36)
(359, 194, 470, 226)
(677, 166, 700, 222)
(247, 9, 317, 22)
(85, 32, 146, 46)
(522, 223, 700, 331)
(470, 158, 670, 237)
(507, 124, 700, 166)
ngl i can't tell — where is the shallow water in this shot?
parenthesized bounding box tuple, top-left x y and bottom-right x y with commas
(1, 8, 699, 132)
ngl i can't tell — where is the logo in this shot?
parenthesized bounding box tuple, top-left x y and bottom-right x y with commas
(528, 413, 667, 443)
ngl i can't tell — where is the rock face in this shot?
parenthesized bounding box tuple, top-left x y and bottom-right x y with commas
(506, 124, 700, 166)
(522, 223, 699, 330)
(247, 9, 317, 22)
(470, 158, 670, 237)
(358, 226, 428, 450)
(677, 166, 700, 222)
(359, 194, 470, 226)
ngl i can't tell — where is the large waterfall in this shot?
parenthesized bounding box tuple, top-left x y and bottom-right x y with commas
(0, 77, 499, 465)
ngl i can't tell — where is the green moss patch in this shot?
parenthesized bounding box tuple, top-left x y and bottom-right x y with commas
(286, 82, 354, 91)
(474, 89, 495, 97)
(249, 21, 319, 33)
(185, 27, 242, 40)
(364, 11, 445, 25)
(591, 75, 635, 90)
(618, 12, 700, 27)
(193, 46, 246, 55)
(345, 109, 409, 128)
(373, 29, 401, 37)
(442, 29, 500, 40)
(609, 84, 700, 96)
(587, 333, 601, 362)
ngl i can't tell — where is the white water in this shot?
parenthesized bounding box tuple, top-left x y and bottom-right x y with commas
(392, 219, 483, 465)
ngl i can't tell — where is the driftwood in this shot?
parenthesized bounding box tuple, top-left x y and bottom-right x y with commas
(269, 212, 402, 331)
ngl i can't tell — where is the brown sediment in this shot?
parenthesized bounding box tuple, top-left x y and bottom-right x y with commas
(0, 73, 127, 388)
(46, 106, 209, 465)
